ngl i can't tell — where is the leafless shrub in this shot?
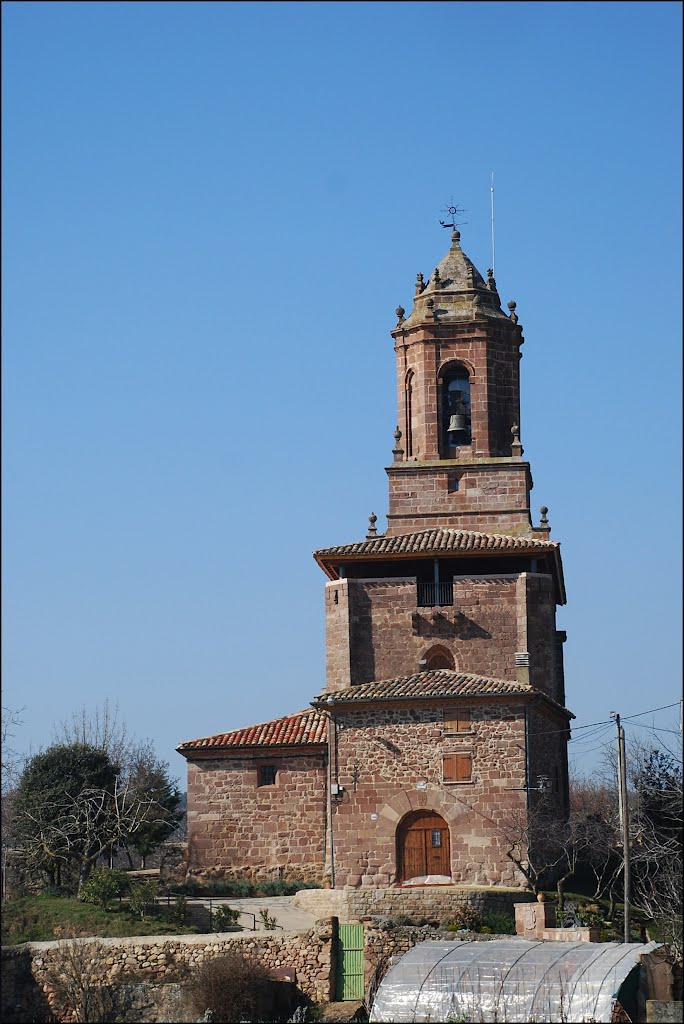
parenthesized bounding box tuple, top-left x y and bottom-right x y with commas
(187, 951, 274, 1023)
(42, 932, 150, 1022)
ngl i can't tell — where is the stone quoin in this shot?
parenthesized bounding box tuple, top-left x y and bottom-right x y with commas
(178, 225, 573, 890)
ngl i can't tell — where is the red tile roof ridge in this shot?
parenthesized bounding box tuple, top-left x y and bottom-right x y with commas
(177, 707, 328, 752)
(312, 669, 573, 717)
(313, 526, 559, 558)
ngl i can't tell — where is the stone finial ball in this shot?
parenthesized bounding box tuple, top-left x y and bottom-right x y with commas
(540, 506, 548, 515)
(395, 306, 405, 317)
(537, 892, 546, 903)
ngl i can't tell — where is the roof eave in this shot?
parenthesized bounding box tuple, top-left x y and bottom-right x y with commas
(311, 688, 574, 719)
(177, 741, 327, 760)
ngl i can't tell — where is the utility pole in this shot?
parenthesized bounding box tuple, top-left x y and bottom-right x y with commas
(611, 712, 631, 942)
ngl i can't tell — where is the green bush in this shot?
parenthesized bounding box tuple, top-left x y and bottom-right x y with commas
(211, 905, 240, 930)
(79, 868, 130, 911)
(167, 877, 320, 899)
(444, 906, 482, 931)
(128, 879, 158, 919)
(482, 911, 516, 935)
(259, 908, 278, 930)
(167, 894, 188, 926)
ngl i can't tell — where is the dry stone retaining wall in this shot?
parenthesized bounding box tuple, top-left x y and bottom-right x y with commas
(293, 884, 536, 923)
(1, 926, 333, 1023)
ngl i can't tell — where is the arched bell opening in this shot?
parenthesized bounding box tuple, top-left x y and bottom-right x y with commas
(396, 810, 452, 884)
(440, 363, 472, 455)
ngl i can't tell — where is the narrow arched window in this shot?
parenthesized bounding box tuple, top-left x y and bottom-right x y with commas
(405, 371, 414, 457)
(442, 366, 471, 451)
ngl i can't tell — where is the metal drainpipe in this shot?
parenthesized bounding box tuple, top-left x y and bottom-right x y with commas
(327, 708, 336, 889)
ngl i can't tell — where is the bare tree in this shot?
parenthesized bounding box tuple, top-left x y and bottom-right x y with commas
(53, 699, 131, 772)
(629, 742, 682, 957)
(18, 769, 174, 889)
(42, 931, 150, 1022)
(496, 797, 567, 894)
(569, 776, 623, 902)
(2, 705, 25, 791)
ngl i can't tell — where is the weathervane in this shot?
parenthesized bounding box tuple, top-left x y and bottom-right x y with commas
(439, 199, 468, 230)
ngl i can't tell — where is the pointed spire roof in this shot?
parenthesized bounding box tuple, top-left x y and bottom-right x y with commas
(400, 229, 509, 328)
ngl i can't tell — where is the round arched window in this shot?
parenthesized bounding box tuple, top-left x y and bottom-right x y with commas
(423, 646, 456, 671)
(442, 366, 472, 451)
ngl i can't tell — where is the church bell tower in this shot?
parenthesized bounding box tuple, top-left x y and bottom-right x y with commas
(314, 226, 566, 703)
(387, 228, 545, 539)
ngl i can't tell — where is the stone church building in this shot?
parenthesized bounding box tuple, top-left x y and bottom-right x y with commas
(178, 227, 573, 890)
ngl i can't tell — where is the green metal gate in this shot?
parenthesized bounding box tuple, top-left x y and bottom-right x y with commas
(336, 922, 365, 1000)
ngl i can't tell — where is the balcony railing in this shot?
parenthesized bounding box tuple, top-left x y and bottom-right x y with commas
(417, 582, 454, 608)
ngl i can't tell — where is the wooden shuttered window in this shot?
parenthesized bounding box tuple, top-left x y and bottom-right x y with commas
(442, 753, 472, 783)
(443, 707, 471, 733)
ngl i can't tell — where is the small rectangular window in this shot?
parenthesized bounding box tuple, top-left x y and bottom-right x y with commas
(443, 753, 472, 783)
(444, 708, 471, 733)
(258, 765, 277, 787)
(431, 830, 442, 847)
(448, 474, 461, 493)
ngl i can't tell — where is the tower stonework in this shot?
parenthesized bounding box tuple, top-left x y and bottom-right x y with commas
(179, 227, 573, 892)
(387, 230, 537, 537)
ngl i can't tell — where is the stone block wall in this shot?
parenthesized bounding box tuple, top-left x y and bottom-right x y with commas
(523, 573, 561, 700)
(348, 885, 535, 922)
(386, 462, 532, 535)
(186, 751, 326, 882)
(330, 699, 529, 887)
(325, 579, 353, 691)
(527, 704, 570, 816)
(393, 323, 522, 465)
(1, 927, 334, 1022)
(326, 574, 530, 688)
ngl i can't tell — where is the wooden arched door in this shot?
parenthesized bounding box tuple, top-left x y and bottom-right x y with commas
(397, 810, 451, 882)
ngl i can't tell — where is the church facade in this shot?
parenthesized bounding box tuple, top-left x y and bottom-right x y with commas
(178, 227, 573, 889)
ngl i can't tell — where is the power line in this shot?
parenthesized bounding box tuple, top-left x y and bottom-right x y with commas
(624, 721, 682, 737)
(529, 701, 682, 740)
(622, 702, 681, 721)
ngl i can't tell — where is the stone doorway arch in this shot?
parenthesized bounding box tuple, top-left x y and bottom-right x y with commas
(397, 809, 451, 883)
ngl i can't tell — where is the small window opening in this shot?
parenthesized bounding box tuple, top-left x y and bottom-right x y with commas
(442, 753, 472, 784)
(448, 474, 461, 493)
(444, 708, 471, 733)
(431, 830, 442, 847)
(258, 765, 277, 787)
(423, 645, 456, 671)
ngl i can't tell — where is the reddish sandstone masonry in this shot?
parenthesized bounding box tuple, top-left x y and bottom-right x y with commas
(393, 323, 523, 463)
(328, 699, 529, 888)
(325, 574, 563, 694)
(186, 751, 326, 882)
(527, 703, 571, 815)
(385, 462, 533, 536)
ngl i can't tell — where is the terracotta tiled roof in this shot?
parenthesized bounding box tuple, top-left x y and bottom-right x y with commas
(177, 708, 327, 754)
(312, 669, 571, 715)
(314, 527, 557, 561)
(313, 527, 566, 605)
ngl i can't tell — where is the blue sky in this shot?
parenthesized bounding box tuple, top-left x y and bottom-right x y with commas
(3, 1, 682, 784)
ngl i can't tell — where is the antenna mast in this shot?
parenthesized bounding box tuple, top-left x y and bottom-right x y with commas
(490, 172, 495, 274)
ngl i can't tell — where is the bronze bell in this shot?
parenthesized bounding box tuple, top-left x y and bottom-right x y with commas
(448, 413, 466, 433)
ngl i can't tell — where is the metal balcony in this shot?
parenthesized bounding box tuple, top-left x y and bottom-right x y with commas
(416, 582, 453, 608)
